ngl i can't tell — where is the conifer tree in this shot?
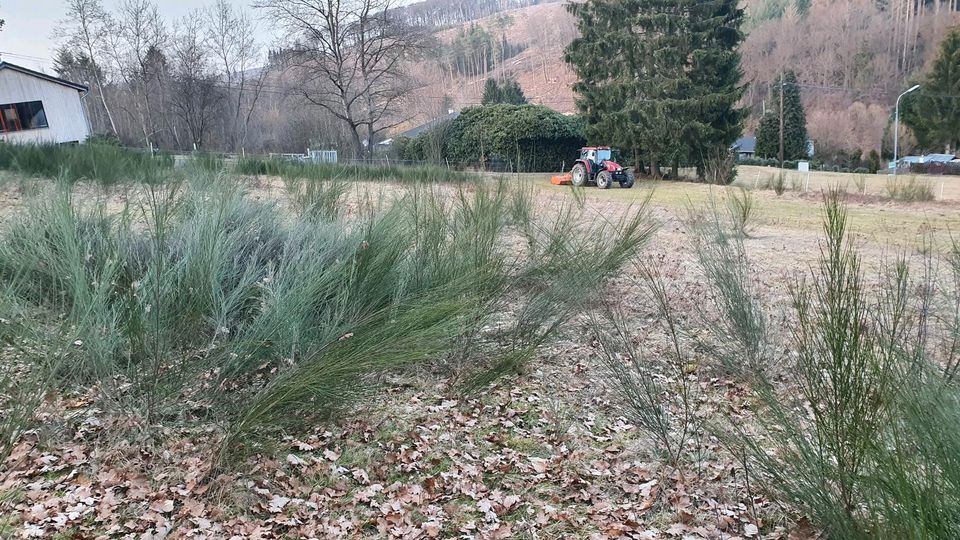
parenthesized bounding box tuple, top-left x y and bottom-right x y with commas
(902, 27, 960, 154)
(498, 79, 527, 105)
(481, 77, 527, 105)
(565, 0, 745, 177)
(755, 71, 808, 161)
(481, 78, 502, 105)
(684, 0, 748, 172)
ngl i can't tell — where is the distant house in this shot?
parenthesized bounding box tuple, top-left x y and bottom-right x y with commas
(888, 153, 958, 173)
(892, 154, 955, 167)
(921, 153, 956, 163)
(731, 135, 815, 161)
(0, 62, 91, 144)
(732, 136, 756, 160)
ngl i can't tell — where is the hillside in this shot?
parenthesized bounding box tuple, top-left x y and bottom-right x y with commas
(402, 3, 578, 128)
(404, 0, 960, 161)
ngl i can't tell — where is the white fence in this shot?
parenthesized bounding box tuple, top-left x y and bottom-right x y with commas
(263, 149, 338, 164)
(308, 149, 338, 164)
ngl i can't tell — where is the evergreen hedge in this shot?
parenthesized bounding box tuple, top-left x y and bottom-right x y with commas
(399, 105, 586, 172)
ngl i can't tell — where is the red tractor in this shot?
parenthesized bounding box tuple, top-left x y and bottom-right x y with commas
(571, 147, 634, 189)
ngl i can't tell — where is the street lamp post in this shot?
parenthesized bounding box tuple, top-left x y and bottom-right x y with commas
(894, 84, 920, 177)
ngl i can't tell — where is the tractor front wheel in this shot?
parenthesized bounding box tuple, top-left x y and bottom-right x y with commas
(619, 171, 635, 189)
(571, 163, 588, 187)
(596, 171, 612, 189)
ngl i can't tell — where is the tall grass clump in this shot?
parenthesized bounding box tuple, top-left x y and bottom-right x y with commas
(737, 192, 960, 538)
(0, 142, 173, 185)
(702, 149, 738, 185)
(686, 193, 771, 379)
(187, 152, 226, 173)
(726, 186, 756, 237)
(0, 174, 654, 463)
(591, 265, 701, 467)
(235, 156, 480, 184)
(0, 286, 53, 463)
(885, 175, 935, 202)
(853, 174, 867, 194)
(284, 177, 350, 220)
(769, 170, 788, 195)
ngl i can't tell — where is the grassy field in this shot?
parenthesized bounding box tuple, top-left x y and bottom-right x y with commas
(523, 167, 960, 250)
(735, 165, 960, 199)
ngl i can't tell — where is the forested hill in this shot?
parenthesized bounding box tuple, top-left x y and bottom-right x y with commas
(390, 0, 563, 28)
(405, 0, 960, 161)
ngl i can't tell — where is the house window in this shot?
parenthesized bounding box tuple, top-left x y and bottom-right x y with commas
(0, 101, 48, 133)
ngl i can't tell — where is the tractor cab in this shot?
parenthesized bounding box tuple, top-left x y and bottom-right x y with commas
(580, 147, 618, 168)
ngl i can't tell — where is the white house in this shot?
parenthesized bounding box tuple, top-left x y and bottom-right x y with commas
(0, 62, 90, 144)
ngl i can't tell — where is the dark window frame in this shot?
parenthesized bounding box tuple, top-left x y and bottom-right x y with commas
(0, 101, 49, 133)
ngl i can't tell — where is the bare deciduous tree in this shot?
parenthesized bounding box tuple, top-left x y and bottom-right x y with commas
(204, 0, 268, 151)
(255, 0, 430, 159)
(58, 0, 119, 134)
(106, 0, 167, 146)
(171, 14, 224, 150)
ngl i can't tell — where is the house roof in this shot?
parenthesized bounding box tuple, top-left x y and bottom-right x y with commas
(923, 153, 956, 163)
(0, 61, 89, 93)
(732, 136, 756, 153)
(401, 110, 460, 139)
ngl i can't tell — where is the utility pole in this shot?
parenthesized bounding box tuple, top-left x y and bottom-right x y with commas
(778, 72, 785, 168)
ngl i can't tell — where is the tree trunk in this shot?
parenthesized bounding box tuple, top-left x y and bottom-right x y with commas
(94, 74, 118, 135)
(349, 125, 363, 160)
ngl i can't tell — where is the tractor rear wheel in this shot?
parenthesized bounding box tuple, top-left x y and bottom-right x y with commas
(596, 171, 612, 189)
(571, 163, 588, 186)
(619, 171, 635, 189)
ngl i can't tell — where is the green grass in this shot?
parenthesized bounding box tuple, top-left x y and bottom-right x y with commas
(235, 156, 481, 184)
(0, 142, 174, 185)
(0, 172, 655, 466)
(0, 144, 483, 187)
(524, 174, 960, 250)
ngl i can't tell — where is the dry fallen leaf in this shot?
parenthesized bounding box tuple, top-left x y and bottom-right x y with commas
(149, 499, 174, 514)
(268, 495, 290, 513)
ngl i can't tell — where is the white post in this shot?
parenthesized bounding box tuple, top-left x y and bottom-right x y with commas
(805, 172, 810, 192)
(941, 181, 945, 201)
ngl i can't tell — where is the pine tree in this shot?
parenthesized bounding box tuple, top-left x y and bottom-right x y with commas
(902, 28, 960, 154)
(481, 77, 527, 105)
(498, 79, 527, 105)
(754, 111, 779, 159)
(481, 78, 502, 105)
(684, 0, 748, 172)
(565, 0, 745, 177)
(755, 71, 808, 161)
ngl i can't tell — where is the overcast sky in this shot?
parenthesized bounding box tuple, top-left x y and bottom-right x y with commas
(0, 0, 265, 72)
